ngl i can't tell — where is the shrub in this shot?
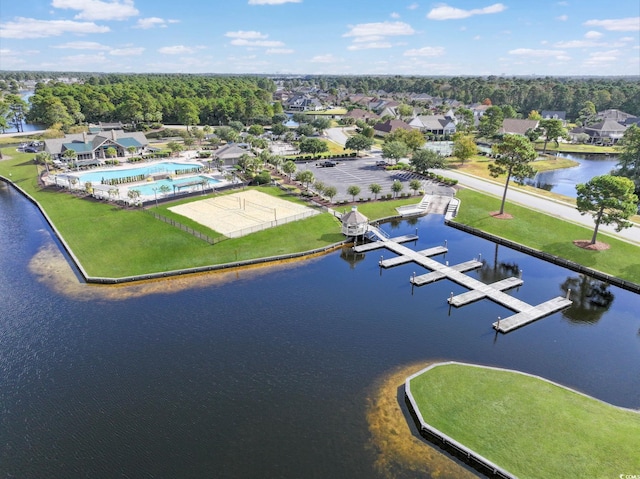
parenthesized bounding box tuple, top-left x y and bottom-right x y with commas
(254, 171, 272, 185)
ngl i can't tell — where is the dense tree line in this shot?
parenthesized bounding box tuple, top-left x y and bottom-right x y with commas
(17, 74, 277, 129)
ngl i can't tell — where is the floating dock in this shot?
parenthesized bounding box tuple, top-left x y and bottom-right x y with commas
(356, 225, 572, 333)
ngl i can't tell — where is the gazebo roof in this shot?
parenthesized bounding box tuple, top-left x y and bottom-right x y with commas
(341, 206, 368, 225)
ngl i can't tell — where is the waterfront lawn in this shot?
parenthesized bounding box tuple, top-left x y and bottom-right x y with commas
(446, 154, 578, 179)
(409, 363, 640, 479)
(354, 196, 424, 219)
(0, 151, 343, 277)
(453, 188, 640, 283)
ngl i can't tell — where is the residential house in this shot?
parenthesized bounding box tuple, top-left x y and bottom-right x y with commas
(409, 115, 456, 136)
(213, 143, 254, 167)
(596, 109, 636, 123)
(581, 119, 627, 144)
(44, 130, 149, 165)
(284, 95, 323, 112)
(372, 119, 413, 137)
(499, 119, 539, 136)
(344, 109, 379, 122)
(541, 111, 567, 124)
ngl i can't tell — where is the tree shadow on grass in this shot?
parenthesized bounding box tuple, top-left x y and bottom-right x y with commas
(542, 242, 599, 267)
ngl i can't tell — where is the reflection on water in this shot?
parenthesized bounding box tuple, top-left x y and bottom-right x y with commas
(340, 245, 366, 269)
(2, 190, 639, 479)
(527, 153, 618, 198)
(560, 274, 615, 324)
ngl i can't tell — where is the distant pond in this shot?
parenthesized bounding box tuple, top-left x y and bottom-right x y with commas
(527, 153, 619, 198)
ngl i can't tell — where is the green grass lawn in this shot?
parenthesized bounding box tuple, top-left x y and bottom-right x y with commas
(408, 363, 640, 479)
(533, 141, 617, 154)
(453, 188, 640, 283)
(0, 149, 344, 278)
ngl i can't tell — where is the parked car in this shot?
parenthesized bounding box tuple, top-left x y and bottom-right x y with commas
(318, 161, 337, 167)
(23, 147, 38, 153)
(376, 160, 388, 167)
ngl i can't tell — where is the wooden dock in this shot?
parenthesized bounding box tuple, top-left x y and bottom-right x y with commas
(492, 297, 573, 333)
(411, 260, 482, 286)
(353, 224, 573, 333)
(448, 277, 523, 307)
(380, 245, 448, 268)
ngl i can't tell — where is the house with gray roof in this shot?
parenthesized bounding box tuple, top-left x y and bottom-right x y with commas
(409, 115, 456, 136)
(213, 143, 254, 167)
(582, 119, 627, 144)
(372, 119, 413, 137)
(499, 119, 539, 136)
(44, 130, 149, 164)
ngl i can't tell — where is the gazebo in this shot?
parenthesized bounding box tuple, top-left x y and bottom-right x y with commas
(341, 206, 369, 237)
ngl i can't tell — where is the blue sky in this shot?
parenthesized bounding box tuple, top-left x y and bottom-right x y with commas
(1, 0, 638, 75)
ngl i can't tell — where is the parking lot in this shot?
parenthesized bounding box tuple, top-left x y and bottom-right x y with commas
(295, 156, 454, 202)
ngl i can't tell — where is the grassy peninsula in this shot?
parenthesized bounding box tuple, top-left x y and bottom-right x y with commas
(408, 363, 640, 479)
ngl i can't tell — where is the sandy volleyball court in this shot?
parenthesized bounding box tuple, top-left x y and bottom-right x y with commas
(168, 190, 319, 238)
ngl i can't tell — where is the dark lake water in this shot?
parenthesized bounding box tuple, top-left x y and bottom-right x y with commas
(1, 182, 639, 478)
(527, 153, 619, 198)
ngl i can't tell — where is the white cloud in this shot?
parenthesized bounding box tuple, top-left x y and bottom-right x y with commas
(427, 3, 506, 20)
(509, 48, 568, 59)
(225, 30, 268, 39)
(473, 35, 481, 41)
(555, 15, 568, 21)
(554, 40, 596, 48)
(53, 41, 110, 50)
(248, 0, 301, 4)
(584, 30, 603, 39)
(584, 17, 640, 32)
(403, 46, 445, 56)
(343, 21, 415, 38)
(135, 17, 177, 29)
(62, 52, 109, 65)
(110, 47, 144, 56)
(51, 0, 139, 21)
(266, 48, 294, 54)
(158, 45, 199, 55)
(311, 54, 337, 63)
(407, 3, 419, 10)
(230, 38, 285, 47)
(583, 49, 620, 67)
(390, 12, 400, 19)
(347, 42, 392, 51)
(0, 17, 109, 38)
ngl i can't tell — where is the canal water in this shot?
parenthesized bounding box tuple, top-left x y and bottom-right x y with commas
(1, 183, 639, 478)
(527, 153, 618, 198)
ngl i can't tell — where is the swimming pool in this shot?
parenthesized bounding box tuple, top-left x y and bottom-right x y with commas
(73, 161, 204, 184)
(129, 176, 220, 197)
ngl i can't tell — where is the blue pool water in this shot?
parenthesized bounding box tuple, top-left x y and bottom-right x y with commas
(130, 176, 219, 196)
(74, 161, 204, 184)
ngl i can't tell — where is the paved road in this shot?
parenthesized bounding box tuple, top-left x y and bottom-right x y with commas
(432, 168, 640, 245)
(325, 127, 640, 245)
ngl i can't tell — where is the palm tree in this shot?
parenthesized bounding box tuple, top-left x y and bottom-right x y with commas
(106, 146, 117, 159)
(126, 146, 137, 157)
(369, 183, 382, 200)
(282, 160, 297, 181)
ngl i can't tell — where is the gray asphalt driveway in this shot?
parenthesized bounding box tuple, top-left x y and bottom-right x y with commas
(296, 157, 454, 202)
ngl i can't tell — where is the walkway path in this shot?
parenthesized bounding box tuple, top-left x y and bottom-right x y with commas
(323, 128, 639, 245)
